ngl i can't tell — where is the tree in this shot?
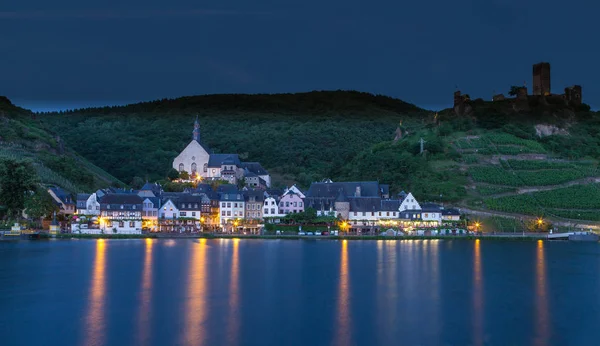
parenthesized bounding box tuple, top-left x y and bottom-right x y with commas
(179, 170, 190, 180)
(508, 86, 521, 96)
(130, 176, 145, 189)
(24, 188, 58, 220)
(0, 159, 39, 218)
(167, 168, 180, 181)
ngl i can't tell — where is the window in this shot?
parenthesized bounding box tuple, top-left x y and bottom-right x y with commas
(234, 203, 238, 208)
(286, 202, 289, 207)
(222, 211, 226, 216)
(203, 163, 207, 172)
(300, 202, 303, 207)
(119, 221, 124, 228)
(379, 212, 382, 216)
(191, 163, 197, 174)
(387, 212, 390, 216)
(393, 212, 396, 216)
(129, 221, 135, 227)
(264, 209, 268, 215)
(194, 204, 198, 208)
(271, 208, 275, 214)
(222, 202, 226, 208)
(212, 169, 216, 174)
(107, 205, 110, 209)
(280, 202, 283, 207)
(371, 212, 374, 216)
(120, 205, 124, 209)
(293, 202, 297, 207)
(247, 204, 250, 210)
(179, 163, 184, 172)
(362, 212, 366, 216)
(227, 203, 231, 208)
(227, 211, 231, 216)
(180, 212, 187, 216)
(192, 212, 196, 216)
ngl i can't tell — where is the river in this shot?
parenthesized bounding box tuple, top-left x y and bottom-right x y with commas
(0, 239, 598, 346)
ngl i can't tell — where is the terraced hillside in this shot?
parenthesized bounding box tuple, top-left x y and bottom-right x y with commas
(452, 133, 600, 222)
(0, 97, 125, 192)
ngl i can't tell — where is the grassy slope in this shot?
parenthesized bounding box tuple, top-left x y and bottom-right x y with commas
(38, 91, 600, 222)
(0, 96, 125, 192)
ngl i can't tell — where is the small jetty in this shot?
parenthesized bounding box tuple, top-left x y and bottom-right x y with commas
(547, 231, 599, 242)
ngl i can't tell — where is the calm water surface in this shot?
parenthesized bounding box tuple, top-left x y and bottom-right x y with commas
(1, 239, 599, 346)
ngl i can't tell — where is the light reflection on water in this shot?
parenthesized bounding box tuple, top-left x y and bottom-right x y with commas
(472, 239, 483, 346)
(535, 240, 549, 346)
(182, 239, 208, 345)
(136, 238, 154, 345)
(227, 239, 240, 345)
(334, 240, 350, 346)
(85, 239, 106, 346)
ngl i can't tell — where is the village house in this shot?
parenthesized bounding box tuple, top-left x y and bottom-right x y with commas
(219, 186, 245, 230)
(279, 191, 304, 214)
(76, 192, 100, 215)
(48, 186, 76, 216)
(98, 194, 143, 234)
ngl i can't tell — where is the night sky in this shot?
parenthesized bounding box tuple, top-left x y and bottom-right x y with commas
(1, 0, 598, 112)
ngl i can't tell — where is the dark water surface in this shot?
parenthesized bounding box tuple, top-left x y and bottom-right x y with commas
(1, 239, 599, 346)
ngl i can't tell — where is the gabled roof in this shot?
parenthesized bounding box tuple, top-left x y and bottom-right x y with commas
(100, 193, 143, 206)
(380, 199, 401, 211)
(243, 189, 265, 202)
(348, 197, 380, 212)
(306, 181, 382, 199)
(140, 182, 162, 194)
(241, 162, 268, 175)
(420, 203, 442, 212)
(76, 193, 91, 202)
(208, 154, 240, 167)
(217, 184, 239, 194)
(442, 208, 461, 216)
(49, 187, 74, 204)
(335, 189, 348, 203)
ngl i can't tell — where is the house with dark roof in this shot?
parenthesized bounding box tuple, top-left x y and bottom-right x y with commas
(48, 187, 76, 216)
(243, 189, 264, 221)
(442, 208, 461, 221)
(98, 194, 143, 234)
(219, 188, 245, 228)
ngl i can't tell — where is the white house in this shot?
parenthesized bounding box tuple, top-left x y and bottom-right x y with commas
(160, 199, 180, 219)
(98, 194, 143, 234)
(220, 192, 245, 225)
(399, 192, 421, 211)
(76, 193, 100, 215)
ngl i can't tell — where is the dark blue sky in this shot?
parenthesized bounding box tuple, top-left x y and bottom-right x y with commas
(1, 0, 598, 111)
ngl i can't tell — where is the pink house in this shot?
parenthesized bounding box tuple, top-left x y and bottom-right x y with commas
(279, 192, 304, 214)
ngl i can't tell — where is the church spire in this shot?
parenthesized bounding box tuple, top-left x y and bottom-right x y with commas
(192, 115, 200, 142)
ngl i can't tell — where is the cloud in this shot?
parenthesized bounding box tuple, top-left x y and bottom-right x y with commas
(0, 8, 276, 20)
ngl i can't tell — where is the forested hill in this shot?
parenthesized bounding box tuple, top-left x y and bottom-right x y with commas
(0, 96, 124, 193)
(38, 90, 600, 223)
(53, 90, 423, 115)
(40, 91, 429, 188)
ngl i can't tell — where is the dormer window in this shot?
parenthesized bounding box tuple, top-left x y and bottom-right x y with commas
(120, 205, 124, 209)
(132, 205, 136, 210)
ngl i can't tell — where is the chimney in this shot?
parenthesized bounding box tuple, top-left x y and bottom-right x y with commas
(355, 186, 361, 197)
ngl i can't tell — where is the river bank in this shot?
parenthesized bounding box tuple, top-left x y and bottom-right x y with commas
(4, 232, 556, 242)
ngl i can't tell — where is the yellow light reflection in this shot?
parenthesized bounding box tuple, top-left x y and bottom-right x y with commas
(535, 240, 549, 346)
(334, 239, 350, 346)
(183, 238, 208, 345)
(472, 239, 483, 346)
(227, 238, 240, 344)
(137, 238, 154, 345)
(85, 239, 106, 346)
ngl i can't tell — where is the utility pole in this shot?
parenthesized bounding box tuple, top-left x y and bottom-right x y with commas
(420, 138, 426, 154)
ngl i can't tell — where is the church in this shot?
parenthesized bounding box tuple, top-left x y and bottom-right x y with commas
(172, 117, 271, 187)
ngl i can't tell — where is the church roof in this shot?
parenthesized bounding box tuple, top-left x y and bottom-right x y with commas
(208, 154, 240, 167)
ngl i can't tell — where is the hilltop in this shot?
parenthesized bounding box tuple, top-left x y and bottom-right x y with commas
(37, 90, 600, 224)
(0, 96, 125, 193)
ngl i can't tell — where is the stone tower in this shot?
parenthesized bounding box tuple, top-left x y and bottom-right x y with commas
(533, 62, 551, 96)
(192, 115, 200, 142)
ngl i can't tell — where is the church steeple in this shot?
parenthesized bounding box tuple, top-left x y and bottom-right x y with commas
(192, 115, 200, 142)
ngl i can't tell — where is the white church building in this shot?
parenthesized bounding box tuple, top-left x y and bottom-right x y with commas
(172, 117, 271, 187)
